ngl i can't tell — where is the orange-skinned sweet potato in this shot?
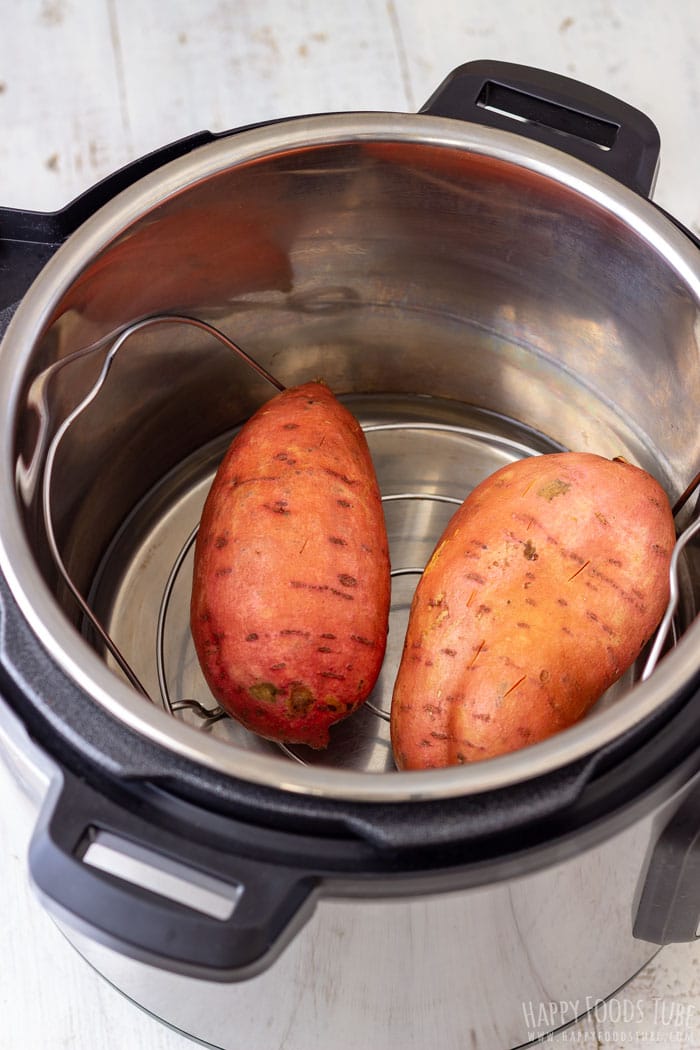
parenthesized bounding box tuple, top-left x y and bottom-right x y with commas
(191, 380, 390, 748)
(390, 452, 675, 769)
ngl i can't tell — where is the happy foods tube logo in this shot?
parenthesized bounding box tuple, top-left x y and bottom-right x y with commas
(521, 996, 699, 1043)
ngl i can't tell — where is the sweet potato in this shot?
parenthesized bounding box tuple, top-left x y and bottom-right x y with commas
(390, 452, 675, 769)
(190, 380, 390, 748)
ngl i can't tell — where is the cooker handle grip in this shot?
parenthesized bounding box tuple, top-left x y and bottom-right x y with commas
(633, 774, 700, 944)
(420, 60, 660, 198)
(28, 770, 318, 979)
(0, 129, 216, 328)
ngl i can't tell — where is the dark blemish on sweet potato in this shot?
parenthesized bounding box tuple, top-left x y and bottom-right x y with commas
(270, 662, 286, 671)
(595, 512, 609, 526)
(332, 587, 354, 601)
(465, 571, 487, 585)
(249, 681, 278, 704)
(460, 738, 487, 752)
(517, 726, 532, 740)
(586, 611, 599, 623)
(607, 557, 623, 567)
(539, 669, 550, 683)
(290, 581, 353, 601)
(318, 698, 342, 713)
(287, 684, 314, 714)
(472, 712, 492, 722)
(476, 604, 491, 618)
(523, 539, 538, 561)
(329, 535, 348, 546)
(517, 622, 531, 630)
(320, 670, 346, 680)
(431, 730, 449, 740)
(338, 573, 357, 588)
(238, 474, 281, 487)
(564, 549, 586, 566)
(264, 499, 290, 515)
(537, 478, 571, 501)
(280, 628, 310, 638)
(324, 467, 357, 486)
(283, 422, 299, 429)
(245, 632, 259, 641)
(525, 597, 537, 607)
(351, 635, 375, 647)
(200, 611, 211, 622)
(215, 567, 233, 576)
(441, 647, 457, 657)
(336, 498, 352, 508)
(561, 626, 573, 636)
(321, 632, 336, 640)
(317, 646, 333, 653)
(557, 597, 568, 606)
(214, 535, 229, 549)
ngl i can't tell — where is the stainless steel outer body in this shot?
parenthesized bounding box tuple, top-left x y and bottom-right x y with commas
(2, 112, 700, 802)
(0, 700, 676, 1050)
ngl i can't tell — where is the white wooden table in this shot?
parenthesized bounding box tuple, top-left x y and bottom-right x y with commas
(2, 2, 700, 1047)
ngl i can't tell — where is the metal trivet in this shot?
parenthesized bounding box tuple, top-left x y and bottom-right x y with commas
(40, 313, 700, 761)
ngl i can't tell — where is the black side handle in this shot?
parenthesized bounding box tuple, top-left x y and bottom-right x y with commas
(634, 774, 700, 944)
(421, 61, 661, 198)
(0, 129, 216, 326)
(29, 770, 318, 980)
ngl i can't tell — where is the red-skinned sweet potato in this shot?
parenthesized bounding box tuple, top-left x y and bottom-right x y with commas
(390, 452, 675, 769)
(191, 380, 390, 748)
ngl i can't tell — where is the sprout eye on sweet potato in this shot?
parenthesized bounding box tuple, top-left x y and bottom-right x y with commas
(190, 380, 391, 748)
(390, 452, 676, 770)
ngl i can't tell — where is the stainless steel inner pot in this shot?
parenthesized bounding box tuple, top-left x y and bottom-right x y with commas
(2, 112, 700, 801)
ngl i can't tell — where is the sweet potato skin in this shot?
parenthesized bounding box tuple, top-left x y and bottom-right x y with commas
(390, 453, 675, 769)
(191, 381, 390, 748)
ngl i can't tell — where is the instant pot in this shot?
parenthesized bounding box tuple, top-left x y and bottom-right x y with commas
(2, 60, 700, 1049)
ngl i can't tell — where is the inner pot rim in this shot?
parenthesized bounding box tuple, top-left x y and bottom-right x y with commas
(2, 111, 700, 803)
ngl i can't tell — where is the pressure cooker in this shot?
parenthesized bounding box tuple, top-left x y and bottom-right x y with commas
(2, 60, 700, 1049)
